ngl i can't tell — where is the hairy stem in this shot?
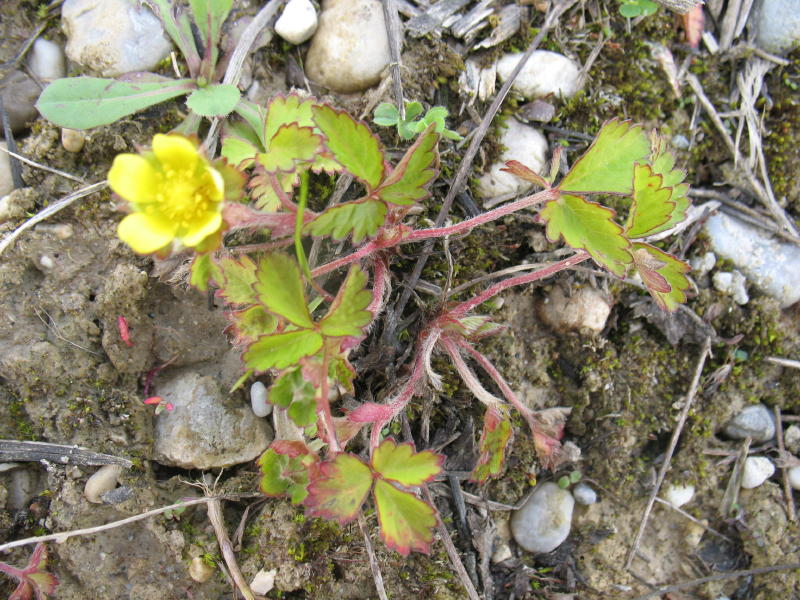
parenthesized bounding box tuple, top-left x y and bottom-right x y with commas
(319, 350, 341, 454)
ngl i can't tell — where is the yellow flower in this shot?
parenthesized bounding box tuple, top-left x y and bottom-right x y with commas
(108, 134, 226, 254)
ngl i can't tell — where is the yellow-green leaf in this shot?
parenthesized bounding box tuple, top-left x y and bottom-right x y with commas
(319, 266, 373, 337)
(257, 124, 322, 173)
(305, 454, 373, 523)
(264, 94, 317, 143)
(370, 438, 443, 487)
(631, 242, 691, 312)
(231, 305, 277, 342)
(244, 329, 323, 370)
(376, 124, 439, 206)
(625, 163, 675, 238)
(190, 253, 220, 291)
(374, 479, 437, 556)
(305, 199, 387, 243)
(470, 408, 513, 483)
(217, 255, 258, 304)
(539, 194, 632, 276)
(648, 143, 690, 230)
(254, 253, 313, 328)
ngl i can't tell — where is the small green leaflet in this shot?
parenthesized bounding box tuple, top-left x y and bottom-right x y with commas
(305, 453, 374, 523)
(312, 105, 385, 190)
(254, 253, 313, 328)
(319, 266, 373, 337)
(245, 329, 323, 371)
(305, 199, 387, 243)
(190, 253, 220, 291)
(264, 94, 317, 142)
(188, 0, 232, 63)
(269, 368, 318, 427)
(231, 306, 276, 342)
(258, 442, 318, 504)
(217, 255, 258, 304)
(185, 83, 240, 117)
(631, 242, 691, 311)
(539, 194, 632, 276)
(470, 408, 513, 482)
(373, 479, 437, 556)
(376, 124, 439, 206)
(558, 120, 651, 195)
(250, 170, 298, 211)
(625, 163, 676, 239)
(370, 439, 443, 487)
(648, 144, 690, 231)
(257, 124, 322, 173)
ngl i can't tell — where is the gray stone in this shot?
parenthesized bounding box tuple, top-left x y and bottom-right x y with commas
(572, 483, 597, 505)
(741, 456, 775, 489)
(723, 404, 775, 443)
(496, 51, 581, 100)
(0, 70, 40, 134)
(305, 0, 391, 93)
(510, 482, 574, 554)
(154, 371, 273, 469)
(788, 466, 800, 490)
(704, 212, 800, 307)
(62, 0, 173, 77)
(751, 0, 800, 55)
(28, 38, 66, 82)
(275, 0, 318, 45)
(784, 425, 800, 454)
(537, 286, 612, 335)
(0, 142, 12, 198)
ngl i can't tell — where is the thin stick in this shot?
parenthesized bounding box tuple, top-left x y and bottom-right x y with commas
(630, 562, 800, 600)
(0, 494, 258, 553)
(0, 96, 24, 189)
(773, 405, 796, 521)
(766, 356, 800, 370)
(358, 513, 389, 600)
(0, 181, 107, 256)
(624, 337, 711, 570)
(653, 497, 733, 542)
(0, 145, 87, 184)
(381, 0, 406, 118)
(206, 496, 256, 600)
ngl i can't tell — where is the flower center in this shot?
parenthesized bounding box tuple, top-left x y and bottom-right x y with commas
(150, 165, 220, 227)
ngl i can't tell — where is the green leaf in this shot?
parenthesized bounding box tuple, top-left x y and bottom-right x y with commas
(374, 479, 437, 556)
(269, 368, 318, 426)
(288, 394, 318, 428)
(312, 104, 385, 190)
(234, 99, 269, 147)
(370, 439, 443, 487)
(373, 102, 400, 126)
(631, 242, 691, 311)
(245, 329, 323, 370)
(231, 306, 277, 341)
(257, 124, 322, 173)
(217, 255, 258, 304)
(186, 83, 241, 117)
(558, 120, 651, 195)
(250, 169, 299, 211)
(264, 94, 318, 142)
(540, 194, 632, 276)
(305, 453, 373, 523)
(330, 354, 356, 392)
(625, 163, 675, 238)
(376, 124, 439, 206)
(189, 0, 232, 59)
(320, 266, 373, 337)
(145, 0, 200, 69)
(221, 136, 259, 168)
(190, 253, 220, 291)
(36, 77, 195, 129)
(254, 253, 313, 328)
(648, 144, 690, 231)
(470, 409, 513, 482)
(258, 444, 317, 504)
(305, 199, 387, 243)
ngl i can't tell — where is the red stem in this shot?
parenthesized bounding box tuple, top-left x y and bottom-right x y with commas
(311, 241, 381, 277)
(319, 350, 341, 454)
(367, 257, 388, 318)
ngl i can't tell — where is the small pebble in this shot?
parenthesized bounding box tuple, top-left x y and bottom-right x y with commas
(189, 556, 215, 583)
(275, 0, 318, 45)
(39, 255, 55, 270)
(751, 0, 800, 54)
(250, 381, 271, 417)
(28, 38, 66, 81)
(84, 464, 123, 503)
(496, 50, 581, 100)
(101, 485, 134, 504)
(62, 128, 86, 153)
(723, 404, 775, 443)
(491, 541, 513, 563)
(537, 286, 612, 335)
(510, 482, 574, 554)
(784, 425, 800, 454)
(671, 133, 691, 149)
(690, 251, 716, 278)
(0, 142, 13, 198)
(0, 70, 40, 133)
(572, 482, 597, 505)
(250, 569, 277, 595)
(741, 456, 775, 489)
(713, 270, 749, 305)
(664, 483, 695, 508)
(788, 466, 800, 490)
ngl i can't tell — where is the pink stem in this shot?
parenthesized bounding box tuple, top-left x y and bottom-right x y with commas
(319, 350, 341, 454)
(0, 561, 23, 581)
(367, 257, 388, 318)
(448, 251, 591, 318)
(311, 241, 381, 277)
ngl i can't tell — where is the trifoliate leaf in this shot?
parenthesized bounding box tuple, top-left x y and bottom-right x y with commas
(376, 124, 439, 206)
(370, 438, 443, 487)
(254, 253, 313, 328)
(373, 479, 437, 556)
(631, 242, 691, 311)
(190, 253, 220, 291)
(305, 453, 373, 523)
(217, 255, 258, 304)
(257, 124, 322, 173)
(305, 199, 387, 243)
(625, 163, 676, 238)
(258, 445, 317, 504)
(558, 120, 651, 194)
(470, 408, 513, 483)
(539, 194, 632, 276)
(312, 104, 385, 190)
(245, 329, 323, 371)
(320, 266, 373, 337)
(186, 83, 241, 117)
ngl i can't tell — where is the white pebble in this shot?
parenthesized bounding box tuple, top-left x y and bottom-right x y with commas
(250, 381, 271, 417)
(690, 251, 716, 278)
(785, 425, 800, 454)
(189, 556, 214, 582)
(275, 0, 318, 45)
(84, 464, 122, 503)
(741, 456, 775, 489)
(572, 482, 597, 505)
(62, 128, 86, 153)
(39, 255, 55, 269)
(788, 466, 800, 490)
(496, 50, 581, 100)
(28, 38, 66, 81)
(250, 569, 277, 595)
(712, 270, 749, 305)
(510, 482, 574, 554)
(663, 483, 695, 508)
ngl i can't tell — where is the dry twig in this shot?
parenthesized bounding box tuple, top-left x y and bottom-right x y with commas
(773, 405, 796, 521)
(358, 513, 389, 600)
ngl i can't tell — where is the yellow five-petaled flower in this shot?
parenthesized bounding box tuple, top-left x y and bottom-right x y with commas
(108, 134, 233, 254)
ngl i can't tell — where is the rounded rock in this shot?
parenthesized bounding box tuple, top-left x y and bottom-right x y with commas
(84, 464, 123, 503)
(275, 0, 318, 45)
(0, 70, 40, 134)
(788, 466, 800, 490)
(722, 404, 775, 443)
(250, 381, 271, 417)
(476, 118, 548, 200)
(28, 38, 66, 82)
(305, 0, 391, 93)
(510, 482, 574, 554)
(784, 425, 800, 454)
(189, 556, 214, 583)
(751, 0, 800, 55)
(572, 482, 597, 506)
(61, 128, 86, 153)
(537, 286, 611, 335)
(741, 456, 775, 489)
(0, 142, 13, 198)
(496, 50, 581, 100)
(664, 483, 695, 508)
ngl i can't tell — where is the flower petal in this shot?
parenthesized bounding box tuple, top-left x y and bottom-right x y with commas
(118, 213, 177, 254)
(152, 134, 200, 171)
(180, 211, 223, 247)
(108, 155, 157, 204)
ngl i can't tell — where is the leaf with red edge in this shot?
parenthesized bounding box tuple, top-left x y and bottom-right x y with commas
(631, 242, 691, 311)
(254, 253, 313, 328)
(648, 141, 690, 231)
(7, 543, 59, 600)
(305, 199, 387, 243)
(370, 438, 443, 487)
(373, 479, 437, 556)
(257, 124, 322, 173)
(530, 407, 569, 470)
(376, 124, 439, 206)
(624, 163, 675, 239)
(304, 453, 373, 523)
(217, 255, 258, 304)
(319, 265, 373, 337)
(470, 408, 513, 482)
(230, 305, 277, 343)
(258, 444, 318, 504)
(539, 193, 632, 276)
(312, 104, 385, 190)
(249, 168, 299, 212)
(501, 160, 549, 188)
